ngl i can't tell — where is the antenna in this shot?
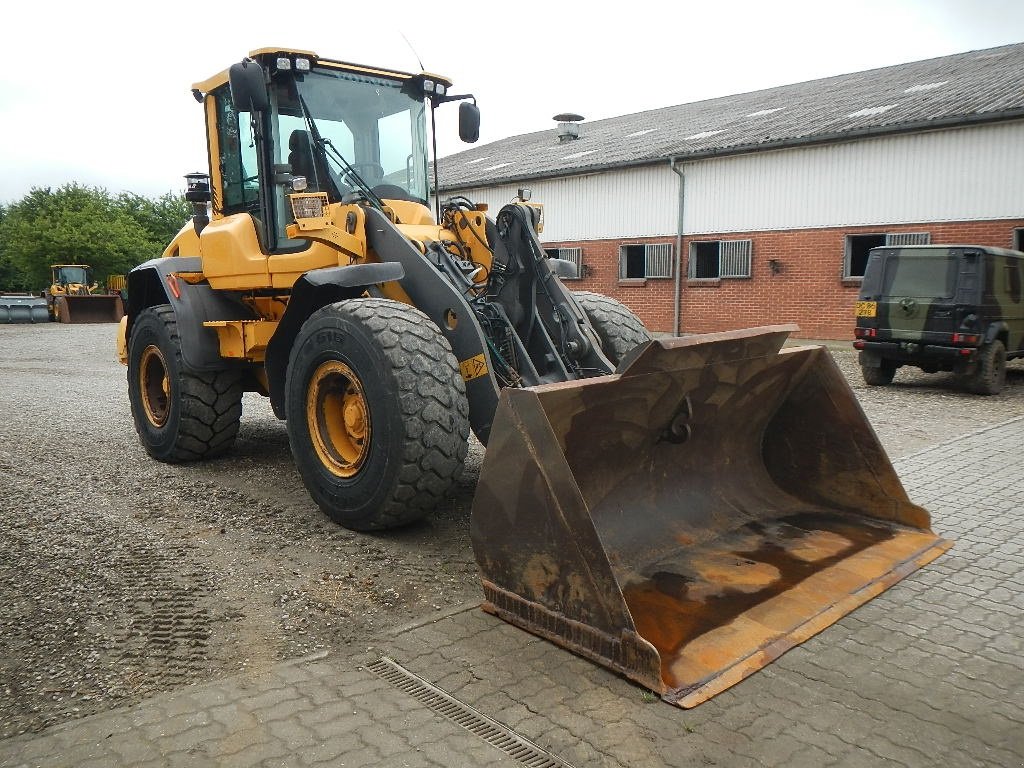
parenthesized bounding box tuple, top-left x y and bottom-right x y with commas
(399, 30, 425, 71)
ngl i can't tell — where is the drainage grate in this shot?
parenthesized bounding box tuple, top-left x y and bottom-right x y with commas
(368, 657, 576, 768)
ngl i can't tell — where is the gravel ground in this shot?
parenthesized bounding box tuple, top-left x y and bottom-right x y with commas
(0, 323, 1021, 739)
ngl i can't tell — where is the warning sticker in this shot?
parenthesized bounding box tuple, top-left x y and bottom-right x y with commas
(459, 354, 489, 382)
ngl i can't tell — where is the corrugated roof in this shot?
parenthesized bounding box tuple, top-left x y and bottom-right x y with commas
(436, 42, 1024, 191)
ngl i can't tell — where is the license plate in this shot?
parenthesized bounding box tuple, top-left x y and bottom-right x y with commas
(855, 301, 877, 318)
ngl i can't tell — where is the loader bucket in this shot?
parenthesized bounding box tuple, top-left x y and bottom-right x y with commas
(471, 325, 951, 708)
(54, 294, 125, 323)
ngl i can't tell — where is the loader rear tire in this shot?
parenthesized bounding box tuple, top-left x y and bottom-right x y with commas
(285, 298, 470, 531)
(573, 291, 652, 365)
(127, 305, 243, 462)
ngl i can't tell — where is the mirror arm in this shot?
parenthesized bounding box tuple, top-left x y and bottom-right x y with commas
(436, 93, 475, 105)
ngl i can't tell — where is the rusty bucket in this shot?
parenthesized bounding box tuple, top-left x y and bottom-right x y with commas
(55, 295, 125, 323)
(470, 325, 951, 707)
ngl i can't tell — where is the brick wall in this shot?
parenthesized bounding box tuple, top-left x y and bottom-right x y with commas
(548, 219, 1024, 340)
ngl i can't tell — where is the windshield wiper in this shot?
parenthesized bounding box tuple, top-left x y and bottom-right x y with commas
(297, 95, 384, 210)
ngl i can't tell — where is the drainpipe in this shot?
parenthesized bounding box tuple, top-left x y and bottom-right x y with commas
(670, 158, 686, 337)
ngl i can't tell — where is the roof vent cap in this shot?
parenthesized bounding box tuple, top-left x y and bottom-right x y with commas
(553, 113, 584, 143)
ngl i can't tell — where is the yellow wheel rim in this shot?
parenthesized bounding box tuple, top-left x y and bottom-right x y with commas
(307, 360, 371, 478)
(139, 345, 171, 427)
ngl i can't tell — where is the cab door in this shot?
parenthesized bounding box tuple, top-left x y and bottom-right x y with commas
(200, 86, 270, 289)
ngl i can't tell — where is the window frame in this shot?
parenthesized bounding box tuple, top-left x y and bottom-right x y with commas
(544, 247, 584, 280)
(618, 242, 674, 279)
(844, 231, 931, 279)
(686, 239, 752, 280)
(213, 87, 261, 217)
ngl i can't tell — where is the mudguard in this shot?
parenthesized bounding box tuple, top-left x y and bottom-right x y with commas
(126, 257, 255, 371)
(264, 261, 406, 418)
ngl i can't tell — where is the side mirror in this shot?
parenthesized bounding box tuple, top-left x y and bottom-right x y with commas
(459, 102, 480, 143)
(229, 59, 269, 112)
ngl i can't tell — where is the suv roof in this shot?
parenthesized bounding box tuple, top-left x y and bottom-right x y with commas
(882, 244, 1024, 259)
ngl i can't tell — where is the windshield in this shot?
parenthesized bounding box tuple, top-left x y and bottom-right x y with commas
(55, 266, 89, 285)
(880, 251, 958, 299)
(273, 68, 428, 204)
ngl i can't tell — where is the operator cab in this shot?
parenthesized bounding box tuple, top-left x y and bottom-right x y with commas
(52, 265, 92, 287)
(191, 49, 479, 257)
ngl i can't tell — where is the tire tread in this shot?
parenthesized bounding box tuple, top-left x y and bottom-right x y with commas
(968, 340, 1006, 395)
(291, 299, 469, 529)
(131, 305, 243, 462)
(573, 291, 651, 364)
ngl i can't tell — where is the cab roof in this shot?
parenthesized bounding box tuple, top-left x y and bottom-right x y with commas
(191, 47, 450, 96)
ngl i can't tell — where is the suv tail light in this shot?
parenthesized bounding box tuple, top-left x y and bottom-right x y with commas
(951, 333, 980, 345)
(854, 327, 877, 339)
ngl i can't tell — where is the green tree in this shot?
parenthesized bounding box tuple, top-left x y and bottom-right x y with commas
(0, 184, 169, 291)
(0, 204, 24, 290)
(116, 191, 191, 254)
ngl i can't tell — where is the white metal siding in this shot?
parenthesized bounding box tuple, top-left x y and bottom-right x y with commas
(444, 166, 678, 242)
(446, 121, 1024, 242)
(683, 121, 1024, 234)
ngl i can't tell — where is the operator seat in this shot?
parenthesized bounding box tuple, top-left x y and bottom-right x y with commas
(288, 130, 330, 192)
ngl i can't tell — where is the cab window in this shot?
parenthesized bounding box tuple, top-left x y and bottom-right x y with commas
(214, 89, 260, 215)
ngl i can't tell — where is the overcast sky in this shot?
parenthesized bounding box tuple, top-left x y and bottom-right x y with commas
(2, 0, 1021, 204)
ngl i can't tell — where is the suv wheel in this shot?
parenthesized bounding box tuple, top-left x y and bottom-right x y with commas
(861, 360, 897, 386)
(968, 340, 1006, 395)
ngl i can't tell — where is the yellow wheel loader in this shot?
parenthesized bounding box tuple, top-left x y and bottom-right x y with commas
(48, 264, 125, 323)
(118, 48, 950, 707)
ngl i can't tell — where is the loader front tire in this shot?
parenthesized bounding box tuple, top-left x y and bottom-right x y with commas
(285, 299, 469, 531)
(127, 305, 243, 462)
(573, 291, 652, 365)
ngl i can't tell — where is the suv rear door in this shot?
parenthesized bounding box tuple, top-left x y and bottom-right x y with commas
(859, 247, 977, 342)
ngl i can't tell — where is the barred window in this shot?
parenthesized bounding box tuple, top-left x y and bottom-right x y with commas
(687, 240, 752, 279)
(885, 232, 931, 247)
(544, 247, 583, 279)
(618, 243, 673, 279)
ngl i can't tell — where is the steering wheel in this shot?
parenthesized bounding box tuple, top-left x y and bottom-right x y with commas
(344, 162, 385, 186)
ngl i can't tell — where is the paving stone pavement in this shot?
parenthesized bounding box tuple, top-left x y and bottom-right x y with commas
(3, 417, 1022, 768)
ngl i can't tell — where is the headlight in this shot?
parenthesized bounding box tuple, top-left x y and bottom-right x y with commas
(276, 57, 292, 71)
(290, 192, 328, 220)
(295, 57, 311, 72)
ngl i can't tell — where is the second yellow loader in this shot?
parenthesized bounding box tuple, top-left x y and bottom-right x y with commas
(48, 264, 124, 323)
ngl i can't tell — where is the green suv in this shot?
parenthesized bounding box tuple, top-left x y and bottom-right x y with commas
(854, 245, 1024, 394)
